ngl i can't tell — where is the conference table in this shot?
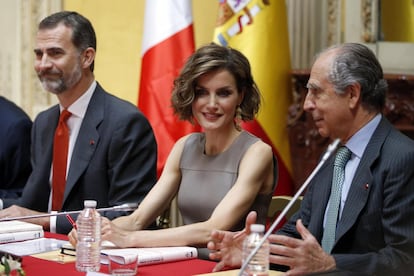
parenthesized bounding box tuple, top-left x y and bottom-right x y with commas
(23, 254, 217, 275)
(20, 232, 218, 275)
(20, 233, 282, 275)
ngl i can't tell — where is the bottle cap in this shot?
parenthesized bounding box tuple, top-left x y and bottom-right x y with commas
(250, 224, 265, 233)
(84, 200, 97, 208)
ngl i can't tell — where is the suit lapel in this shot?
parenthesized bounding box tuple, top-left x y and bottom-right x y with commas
(315, 158, 335, 240)
(43, 106, 60, 163)
(63, 85, 104, 203)
(307, 153, 335, 241)
(37, 106, 60, 195)
(335, 118, 391, 243)
(336, 167, 372, 240)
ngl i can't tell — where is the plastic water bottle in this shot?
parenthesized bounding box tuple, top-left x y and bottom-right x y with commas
(76, 200, 101, 272)
(242, 224, 269, 276)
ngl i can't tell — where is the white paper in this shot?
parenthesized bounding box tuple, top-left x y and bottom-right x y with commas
(0, 238, 67, 256)
(101, 246, 197, 266)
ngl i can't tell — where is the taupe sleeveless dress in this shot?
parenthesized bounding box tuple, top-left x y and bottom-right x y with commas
(177, 131, 275, 258)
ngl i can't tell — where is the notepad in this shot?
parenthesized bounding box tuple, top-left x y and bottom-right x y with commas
(60, 240, 116, 256)
(0, 221, 44, 244)
(62, 241, 198, 266)
(101, 246, 198, 266)
(0, 220, 43, 233)
(0, 238, 67, 256)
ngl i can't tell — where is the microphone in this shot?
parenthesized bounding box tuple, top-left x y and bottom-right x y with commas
(0, 203, 139, 222)
(238, 138, 340, 276)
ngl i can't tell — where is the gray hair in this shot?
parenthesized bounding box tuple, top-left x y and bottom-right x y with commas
(320, 43, 387, 112)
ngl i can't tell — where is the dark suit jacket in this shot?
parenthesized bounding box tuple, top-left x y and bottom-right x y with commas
(3, 83, 157, 234)
(0, 96, 32, 198)
(277, 117, 414, 275)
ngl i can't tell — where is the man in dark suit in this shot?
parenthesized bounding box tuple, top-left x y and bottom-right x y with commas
(0, 96, 32, 198)
(0, 11, 157, 234)
(207, 43, 414, 275)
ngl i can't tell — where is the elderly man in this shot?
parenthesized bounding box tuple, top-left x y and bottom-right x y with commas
(208, 43, 414, 275)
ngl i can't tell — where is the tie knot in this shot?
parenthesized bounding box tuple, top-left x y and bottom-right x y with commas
(59, 110, 72, 123)
(334, 146, 351, 168)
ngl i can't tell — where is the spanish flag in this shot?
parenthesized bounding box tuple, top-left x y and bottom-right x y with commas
(214, 0, 293, 195)
(139, 0, 200, 177)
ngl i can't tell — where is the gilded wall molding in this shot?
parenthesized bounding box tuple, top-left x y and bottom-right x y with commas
(361, 0, 379, 42)
(0, 0, 62, 119)
(327, 0, 340, 46)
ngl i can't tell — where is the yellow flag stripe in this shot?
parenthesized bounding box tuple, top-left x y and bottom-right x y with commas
(214, 0, 292, 173)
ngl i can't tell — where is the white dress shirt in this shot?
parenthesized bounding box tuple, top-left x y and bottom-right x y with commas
(49, 81, 96, 232)
(323, 113, 381, 226)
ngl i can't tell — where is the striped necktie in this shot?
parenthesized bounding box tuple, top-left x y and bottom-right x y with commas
(321, 146, 352, 253)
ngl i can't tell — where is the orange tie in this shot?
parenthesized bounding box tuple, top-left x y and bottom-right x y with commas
(52, 109, 72, 210)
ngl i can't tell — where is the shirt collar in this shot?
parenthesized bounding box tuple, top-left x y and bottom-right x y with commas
(59, 81, 96, 119)
(346, 113, 381, 159)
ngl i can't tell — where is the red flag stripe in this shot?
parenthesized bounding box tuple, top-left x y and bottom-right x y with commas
(138, 5, 200, 177)
(242, 120, 294, 196)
